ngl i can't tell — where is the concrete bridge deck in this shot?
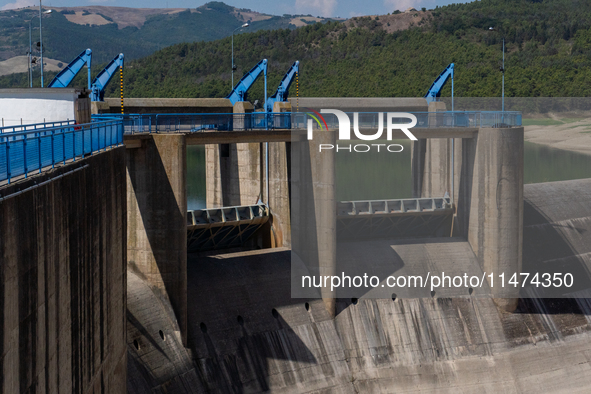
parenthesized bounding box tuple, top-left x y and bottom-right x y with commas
(123, 127, 480, 147)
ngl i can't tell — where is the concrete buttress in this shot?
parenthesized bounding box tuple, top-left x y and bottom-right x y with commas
(126, 134, 188, 344)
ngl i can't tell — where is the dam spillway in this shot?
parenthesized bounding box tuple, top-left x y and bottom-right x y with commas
(127, 178, 591, 393)
(2, 91, 591, 393)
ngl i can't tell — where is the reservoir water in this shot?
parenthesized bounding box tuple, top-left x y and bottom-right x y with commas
(187, 141, 591, 210)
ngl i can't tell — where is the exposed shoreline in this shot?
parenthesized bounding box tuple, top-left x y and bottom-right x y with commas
(524, 119, 591, 155)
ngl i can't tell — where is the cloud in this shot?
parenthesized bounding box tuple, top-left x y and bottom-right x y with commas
(384, 0, 437, 12)
(1, 0, 36, 10)
(295, 0, 337, 17)
(383, 0, 415, 12)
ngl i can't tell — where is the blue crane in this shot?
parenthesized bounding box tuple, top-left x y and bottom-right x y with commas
(265, 61, 299, 112)
(90, 53, 124, 102)
(48, 48, 92, 89)
(425, 63, 454, 109)
(226, 59, 267, 106)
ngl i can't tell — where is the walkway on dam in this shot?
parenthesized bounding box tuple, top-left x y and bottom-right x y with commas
(111, 110, 521, 146)
(0, 118, 123, 184)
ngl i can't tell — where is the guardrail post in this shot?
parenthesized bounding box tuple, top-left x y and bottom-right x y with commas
(38, 132, 42, 174)
(51, 130, 55, 169)
(6, 140, 11, 184)
(73, 128, 76, 162)
(23, 133, 28, 178)
(63, 131, 66, 164)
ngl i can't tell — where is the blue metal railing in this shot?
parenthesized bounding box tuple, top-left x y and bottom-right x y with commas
(92, 112, 292, 133)
(93, 110, 521, 134)
(292, 111, 522, 129)
(0, 119, 123, 184)
(0, 120, 77, 134)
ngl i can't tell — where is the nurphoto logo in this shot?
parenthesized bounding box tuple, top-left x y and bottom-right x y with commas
(305, 109, 418, 152)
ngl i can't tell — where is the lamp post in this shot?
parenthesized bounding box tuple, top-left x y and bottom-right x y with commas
(39, 3, 53, 88)
(28, 19, 32, 87)
(488, 27, 505, 112)
(502, 37, 505, 112)
(231, 23, 249, 88)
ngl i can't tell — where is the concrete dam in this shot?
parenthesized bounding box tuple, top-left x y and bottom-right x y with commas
(2, 92, 591, 393)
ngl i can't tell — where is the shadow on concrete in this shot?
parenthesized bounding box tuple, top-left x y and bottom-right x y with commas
(186, 248, 319, 393)
(492, 187, 591, 342)
(127, 135, 187, 334)
(520, 198, 591, 300)
(127, 310, 170, 362)
(220, 143, 242, 206)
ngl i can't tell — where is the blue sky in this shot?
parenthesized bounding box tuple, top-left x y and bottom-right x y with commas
(1, 0, 473, 17)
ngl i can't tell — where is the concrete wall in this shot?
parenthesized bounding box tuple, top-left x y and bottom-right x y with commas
(131, 220, 591, 393)
(128, 176, 591, 392)
(0, 148, 127, 393)
(412, 124, 524, 310)
(0, 88, 89, 126)
(205, 102, 293, 246)
(126, 134, 188, 345)
(288, 97, 428, 112)
(95, 98, 233, 115)
(206, 141, 262, 207)
(127, 271, 202, 393)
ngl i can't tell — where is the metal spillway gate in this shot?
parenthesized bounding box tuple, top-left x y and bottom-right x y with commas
(337, 197, 453, 240)
(187, 204, 269, 252)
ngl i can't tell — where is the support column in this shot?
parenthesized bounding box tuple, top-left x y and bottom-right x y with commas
(411, 139, 426, 198)
(292, 130, 336, 317)
(467, 127, 524, 312)
(126, 134, 187, 344)
(206, 102, 262, 208)
(412, 101, 452, 198)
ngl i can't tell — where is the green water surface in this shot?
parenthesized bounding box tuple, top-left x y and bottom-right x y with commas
(186, 141, 591, 210)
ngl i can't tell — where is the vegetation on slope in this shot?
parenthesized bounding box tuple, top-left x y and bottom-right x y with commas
(2, 0, 591, 101)
(0, 1, 327, 64)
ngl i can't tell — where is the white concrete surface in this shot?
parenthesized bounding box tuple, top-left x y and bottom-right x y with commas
(0, 88, 86, 126)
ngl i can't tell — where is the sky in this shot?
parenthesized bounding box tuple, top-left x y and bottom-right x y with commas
(1, 0, 474, 17)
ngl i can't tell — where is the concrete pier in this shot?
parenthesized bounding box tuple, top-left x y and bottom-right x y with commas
(291, 130, 337, 316)
(126, 134, 188, 344)
(466, 127, 524, 310)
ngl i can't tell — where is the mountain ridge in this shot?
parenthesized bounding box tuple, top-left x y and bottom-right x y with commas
(0, 1, 338, 66)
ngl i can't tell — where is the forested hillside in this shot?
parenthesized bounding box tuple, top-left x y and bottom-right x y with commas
(2, 0, 591, 101)
(0, 2, 331, 65)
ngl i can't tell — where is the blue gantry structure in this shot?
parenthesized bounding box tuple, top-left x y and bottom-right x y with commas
(425, 63, 454, 107)
(226, 59, 268, 106)
(48, 48, 92, 89)
(265, 61, 299, 112)
(47, 50, 124, 102)
(90, 53, 124, 102)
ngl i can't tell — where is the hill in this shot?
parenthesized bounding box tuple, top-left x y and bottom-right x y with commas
(2, 0, 591, 101)
(0, 1, 337, 68)
(0, 55, 64, 77)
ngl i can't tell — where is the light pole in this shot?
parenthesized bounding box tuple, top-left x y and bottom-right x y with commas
(28, 19, 32, 87)
(502, 37, 505, 112)
(488, 27, 505, 112)
(39, 3, 53, 88)
(231, 23, 249, 87)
